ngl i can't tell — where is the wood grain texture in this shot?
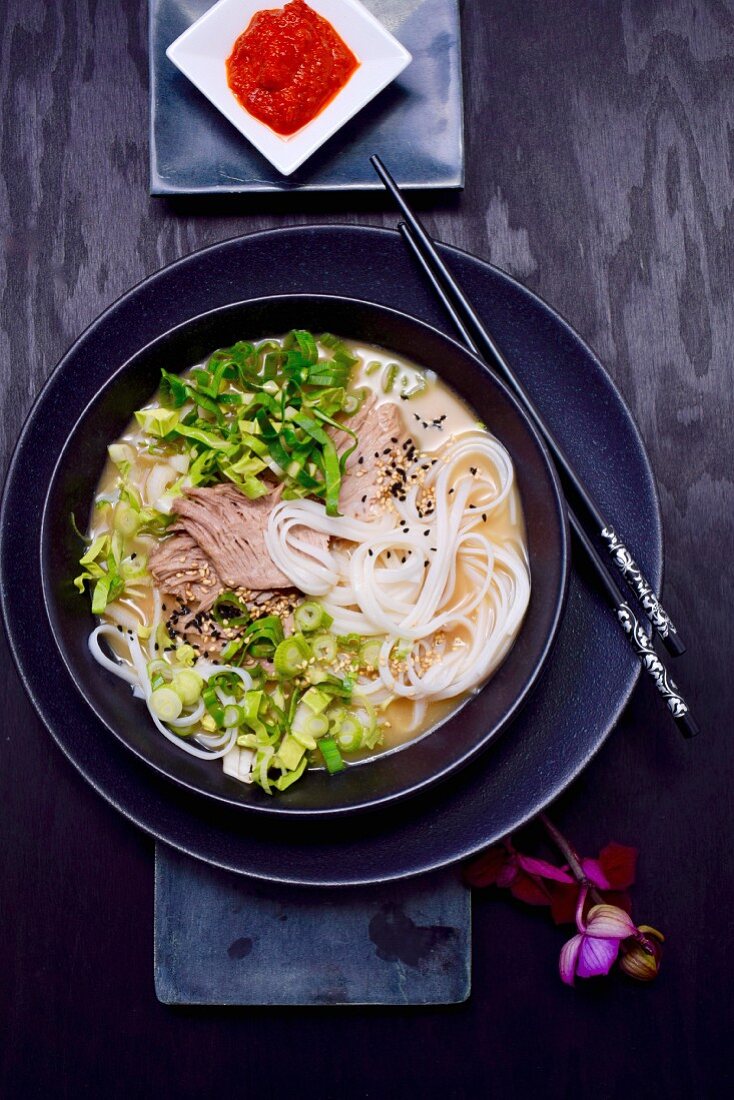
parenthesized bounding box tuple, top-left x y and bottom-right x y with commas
(1, 0, 732, 1096)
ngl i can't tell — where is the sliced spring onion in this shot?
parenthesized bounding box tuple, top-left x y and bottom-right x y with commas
(175, 644, 197, 667)
(273, 634, 311, 678)
(294, 601, 332, 633)
(150, 686, 183, 723)
(211, 591, 251, 627)
(240, 615, 284, 659)
(335, 716, 364, 752)
(113, 501, 140, 538)
(223, 704, 245, 728)
(342, 387, 369, 415)
(273, 757, 308, 791)
(310, 632, 337, 663)
(108, 442, 135, 468)
(135, 407, 180, 437)
(172, 670, 204, 706)
(303, 713, 329, 738)
(290, 698, 330, 748)
(276, 735, 306, 771)
(147, 659, 172, 680)
(291, 728, 317, 750)
(319, 737, 345, 775)
(301, 686, 331, 714)
(382, 362, 399, 393)
(220, 638, 244, 663)
(359, 638, 383, 670)
(202, 685, 225, 727)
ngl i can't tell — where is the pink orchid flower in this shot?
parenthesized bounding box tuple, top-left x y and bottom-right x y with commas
(464, 842, 574, 905)
(559, 889, 637, 986)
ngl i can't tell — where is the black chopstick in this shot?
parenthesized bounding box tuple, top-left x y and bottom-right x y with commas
(382, 182, 698, 738)
(371, 154, 685, 660)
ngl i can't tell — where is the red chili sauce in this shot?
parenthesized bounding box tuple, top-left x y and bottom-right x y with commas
(226, 0, 360, 136)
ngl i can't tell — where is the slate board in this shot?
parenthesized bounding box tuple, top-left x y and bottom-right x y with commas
(155, 845, 471, 1005)
(149, 0, 464, 192)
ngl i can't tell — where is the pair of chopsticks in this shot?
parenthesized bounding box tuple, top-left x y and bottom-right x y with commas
(371, 154, 698, 739)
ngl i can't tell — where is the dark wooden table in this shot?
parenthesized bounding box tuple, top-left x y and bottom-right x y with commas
(2, 2, 732, 1096)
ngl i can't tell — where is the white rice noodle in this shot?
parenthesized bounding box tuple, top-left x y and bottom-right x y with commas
(104, 601, 144, 633)
(266, 430, 531, 703)
(88, 625, 139, 686)
(87, 621, 238, 761)
(147, 588, 163, 661)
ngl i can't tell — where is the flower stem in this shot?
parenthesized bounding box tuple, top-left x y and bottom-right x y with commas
(539, 813, 604, 906)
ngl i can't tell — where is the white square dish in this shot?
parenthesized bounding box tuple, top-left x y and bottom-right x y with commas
(166, 0, 412, 176)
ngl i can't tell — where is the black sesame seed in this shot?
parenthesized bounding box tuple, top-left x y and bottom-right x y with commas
(358, 456, 364, 464)
(368, 549, 373, 557)
(383, 447, 391, 455)
(390, 437, 398, 444)
(449, 488, 454, 494)
(469, 504, 476, 509)
(387, 551, 391, 559)
(424, 560, 429, 568)
(470, 466, 477, 475)
(423, 530, 430, 536)
(482, 513, 487, 522)
(154, 643, 160, 651)
(116, 625, 123, 633)
(361, 494, 367, 503)
(401, 556, 407, 564)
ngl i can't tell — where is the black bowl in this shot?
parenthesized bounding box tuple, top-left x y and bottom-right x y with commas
(41, 295, 569, 816)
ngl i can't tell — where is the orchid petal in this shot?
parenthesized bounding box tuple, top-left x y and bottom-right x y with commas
(585, 904, 637, 939)
(463, 846, 509, 887)
(581, 857, 611, 889)
(576, 934, 620, 978)
(598, 843, 638, 890)
(517, 854, 575, 883)
(549, 883, 585, 925)
(559, 934, 583, 986)
(510, 872, 552, 906)
(496, 863, 517, 888)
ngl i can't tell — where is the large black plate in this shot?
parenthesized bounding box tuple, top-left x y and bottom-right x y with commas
(0, 226, 662, 885)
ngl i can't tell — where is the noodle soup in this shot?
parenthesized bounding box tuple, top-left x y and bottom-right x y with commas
(77, 331, 529, 793)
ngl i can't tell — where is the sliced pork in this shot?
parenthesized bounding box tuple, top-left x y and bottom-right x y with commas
(172, 483, 295, 590)
(148, 529, 221, 610)
(150, 482, 328, 615)
(336, 397, 407, 520)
